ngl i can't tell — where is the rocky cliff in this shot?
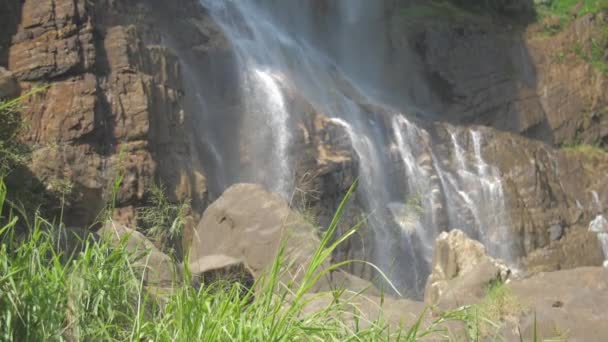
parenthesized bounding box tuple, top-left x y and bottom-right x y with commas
(0, 0, 225, 231)
(1, 0, 607, 282)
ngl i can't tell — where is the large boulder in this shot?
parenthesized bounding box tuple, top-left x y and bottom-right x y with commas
(424, 229, 511, 308)
(188, 183, 326, 287)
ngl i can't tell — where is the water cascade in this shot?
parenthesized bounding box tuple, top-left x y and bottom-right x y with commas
(196, 0, 515, 296)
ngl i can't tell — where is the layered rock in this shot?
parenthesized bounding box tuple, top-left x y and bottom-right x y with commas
(2, 0, 222, 230)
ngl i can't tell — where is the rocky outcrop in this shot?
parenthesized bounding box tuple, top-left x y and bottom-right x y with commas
(1, 0, 223, 230)
(424, 230, 511, 308)
(188, 182, 383, 294)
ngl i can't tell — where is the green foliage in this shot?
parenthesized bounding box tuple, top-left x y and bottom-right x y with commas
(0, 179, 468, 341)
(561, 142, 607, 156)
(0, 97, 28, 177)
(575, 29, 608, 75)
(138, 182, 190, 258)
(536, 0, 608, 37)
(537, 0, 608, 18)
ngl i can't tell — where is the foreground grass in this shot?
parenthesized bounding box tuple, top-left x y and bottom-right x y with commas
(0, 179, 462, 341)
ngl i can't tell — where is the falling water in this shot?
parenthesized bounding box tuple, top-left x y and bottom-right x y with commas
(445, 128, 513, 261)
(589, 215, 608, 268)
(248, 69, 292, 195)
(197, 0, 515, 296)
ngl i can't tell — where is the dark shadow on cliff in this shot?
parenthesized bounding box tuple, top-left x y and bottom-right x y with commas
(386, 0, 555, 144)
(0, 0, 22, 67)
(145, 0, 246, 200)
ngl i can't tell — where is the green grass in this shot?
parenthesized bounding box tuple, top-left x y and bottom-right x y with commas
(562, 142, 607, 156)
(0, 179, 465, 341)
(448, 281, 523, 340)
(537, 0, 608, 18)
(536, 0, 608, 35)
(137, 182, 190, 258)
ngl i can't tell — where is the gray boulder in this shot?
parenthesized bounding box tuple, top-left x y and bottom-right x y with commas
(188, 183, 325, 289)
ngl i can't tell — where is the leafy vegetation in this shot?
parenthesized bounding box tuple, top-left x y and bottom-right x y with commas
(536, 0, 608, 18)
(462, 282, 523, 339)
(0, 178, 470, 341)
(137, 182, 190, 258)
(562, 142, 607, 156)
(0, 95, 29, 176)
(537, 0, 608, 36)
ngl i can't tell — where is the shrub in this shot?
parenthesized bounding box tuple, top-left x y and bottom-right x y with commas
(137, 182, 190, 258)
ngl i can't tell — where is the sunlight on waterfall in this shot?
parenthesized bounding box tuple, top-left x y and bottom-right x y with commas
(251, 68, 291, 195)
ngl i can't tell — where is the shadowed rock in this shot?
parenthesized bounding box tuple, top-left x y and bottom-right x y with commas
(0, 67, 18, 99)
(190, 254, 255, 292)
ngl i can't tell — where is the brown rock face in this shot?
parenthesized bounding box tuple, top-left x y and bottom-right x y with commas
(2, 0, 222, 228)
(473, 127, 608, 271)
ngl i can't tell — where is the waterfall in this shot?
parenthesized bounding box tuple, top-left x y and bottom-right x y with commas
(197, 0, 515, 296)
(590, 215, 608, 268)
(442, 127, 514, 262)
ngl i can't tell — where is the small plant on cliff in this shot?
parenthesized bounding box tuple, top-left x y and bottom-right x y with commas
(0, 97, 28, 176)
(0, 86, 49, 176)
(137, 182, 190, 258)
